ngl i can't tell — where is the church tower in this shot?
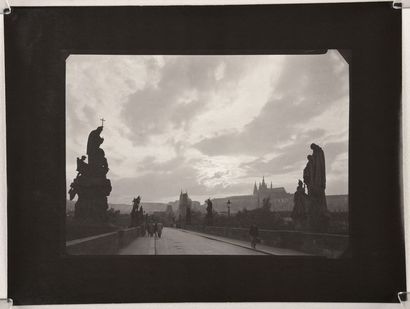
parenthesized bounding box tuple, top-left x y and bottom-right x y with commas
(253, 182, 258, 195)
(261, 176, 267, 190)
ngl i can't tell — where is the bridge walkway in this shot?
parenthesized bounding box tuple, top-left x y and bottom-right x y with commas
(118, 227, 309, 256)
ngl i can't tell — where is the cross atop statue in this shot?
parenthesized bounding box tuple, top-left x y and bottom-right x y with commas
(100, 118, 105, 127)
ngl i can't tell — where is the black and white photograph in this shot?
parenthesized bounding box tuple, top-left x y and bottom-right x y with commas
(66, 51, 349, 257)
(5, 3, 405, 304)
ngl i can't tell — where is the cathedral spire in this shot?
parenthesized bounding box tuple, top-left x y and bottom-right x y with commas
(261, 176, 267, 189)
(253, 182, 258, 195)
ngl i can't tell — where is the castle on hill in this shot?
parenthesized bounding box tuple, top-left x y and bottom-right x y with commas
(253, 176, 289, 200)
(210, 177, 293, 213)
(210, 177, 348, 214)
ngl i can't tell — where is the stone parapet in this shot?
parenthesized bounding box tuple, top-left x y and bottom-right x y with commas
(184, 225, 348, 258)
(66, 227, 140, 255)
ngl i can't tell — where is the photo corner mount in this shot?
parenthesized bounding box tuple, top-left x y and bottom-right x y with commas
(393, 0, 410, 9)
(1, 0, 10, 15)
(0, 299, 12, 309)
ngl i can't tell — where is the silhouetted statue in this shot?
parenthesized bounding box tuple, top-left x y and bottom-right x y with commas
(130, 196, 141, 227)
(87, 126, 104, 164)
(68, 178, 78, 201)
(76, 155, 88, 176)
(291, 179, 308, 230)
(205, 198, 213, 226)
(303, 155, 313, 195)
(302, 143, 329, 232)
(68, 124, 112, 222)
(310, 143, 326, 194)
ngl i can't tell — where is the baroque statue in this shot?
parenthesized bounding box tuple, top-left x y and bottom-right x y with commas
(68, 123, 112, 222)
(293, 143, 329, 232)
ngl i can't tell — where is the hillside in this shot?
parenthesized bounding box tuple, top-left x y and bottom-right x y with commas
(67, 195, 348, 215)
(66, 200, 171, 214)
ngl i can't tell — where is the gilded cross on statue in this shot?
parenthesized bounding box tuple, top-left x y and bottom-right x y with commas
(100, 118, 105, 127)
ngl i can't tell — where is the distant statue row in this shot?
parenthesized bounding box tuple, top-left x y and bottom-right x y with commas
(68, 125, 112, 221)
(292, 143, 329, 232)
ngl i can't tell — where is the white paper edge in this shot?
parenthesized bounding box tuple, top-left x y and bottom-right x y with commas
(4, 0, 402, 5)
(0, 10, 6, 305)
(0, 1, 407, 309)
(402, 2, 409, 298)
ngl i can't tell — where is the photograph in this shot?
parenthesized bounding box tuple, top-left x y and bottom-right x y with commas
(5, 3, 404, 304)
(66, 51, 349, 257)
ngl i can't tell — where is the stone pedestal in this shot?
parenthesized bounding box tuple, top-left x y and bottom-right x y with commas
(307, 192, 329, 233)
(73, 176, 112, 221)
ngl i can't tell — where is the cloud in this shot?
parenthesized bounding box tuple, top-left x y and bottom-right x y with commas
(194, 51, 348, 157)
(66, 51, 349, 203)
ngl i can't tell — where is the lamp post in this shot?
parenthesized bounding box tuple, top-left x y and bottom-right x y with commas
(227, 199, 231, 218)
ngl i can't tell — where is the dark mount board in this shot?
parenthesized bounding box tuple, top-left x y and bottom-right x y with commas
(5, 3, 404, 305)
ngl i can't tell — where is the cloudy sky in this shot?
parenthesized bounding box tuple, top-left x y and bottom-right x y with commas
(66, 51, 349, 204)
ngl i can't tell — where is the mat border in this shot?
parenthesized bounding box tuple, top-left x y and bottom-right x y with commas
(5, 3, 405, 305)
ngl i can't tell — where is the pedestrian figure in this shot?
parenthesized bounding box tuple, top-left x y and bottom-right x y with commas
(157, 222, 163, 238)
(154, 222, 158, 238)
(148, 223, 154, 237)
(249, 224, 259, 249)
(140, 222, 146, 236)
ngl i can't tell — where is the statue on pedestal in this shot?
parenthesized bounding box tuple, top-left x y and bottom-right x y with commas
(303, 155, 313, 195)
(205, 198, 213, 226)
(130, 196, 141, 227)
(300, 143, 329, 232)
(68, 121, 112, 222)
(291, 179, 308, 230)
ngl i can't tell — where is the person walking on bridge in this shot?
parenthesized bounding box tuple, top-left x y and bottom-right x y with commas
(157, 222, 163, 238)
(148, 222, 154, 237)
(154, 222, 158, 238)
(249, 224, 259, 249)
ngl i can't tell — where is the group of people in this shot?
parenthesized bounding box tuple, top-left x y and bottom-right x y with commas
(129, 196, 164, 238)
(141, 222, 164, 238)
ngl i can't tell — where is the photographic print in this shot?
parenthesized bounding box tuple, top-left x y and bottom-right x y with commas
(65, 51, 349, 257)
(6, 3, 404, 304)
